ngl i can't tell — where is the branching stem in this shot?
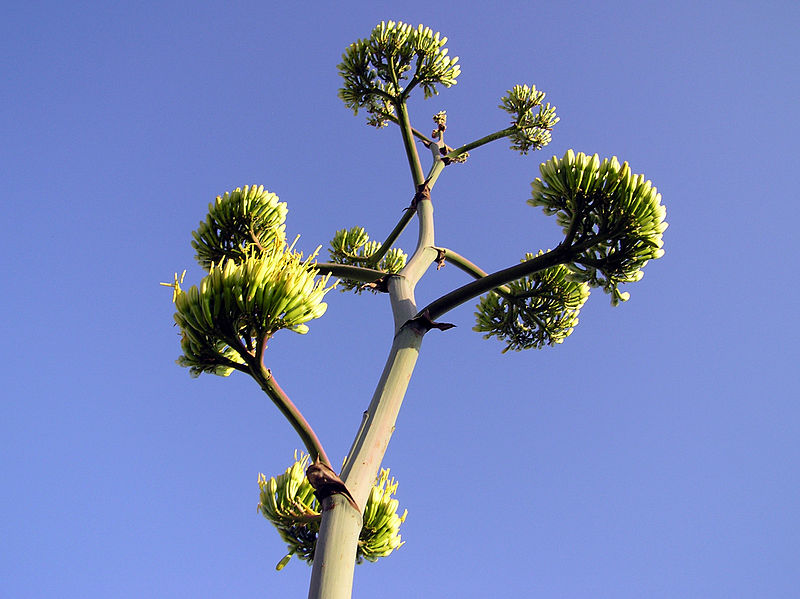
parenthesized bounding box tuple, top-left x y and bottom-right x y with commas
(374, 110, 434, 146)
(308, 106, 438, 599)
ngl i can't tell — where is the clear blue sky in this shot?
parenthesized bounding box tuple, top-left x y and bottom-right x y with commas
(3, 1, 798, 597)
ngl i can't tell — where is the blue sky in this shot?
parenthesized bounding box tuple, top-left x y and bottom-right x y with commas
(2, 1, 798, 597)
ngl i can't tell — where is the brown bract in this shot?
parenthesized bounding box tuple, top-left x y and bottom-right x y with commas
(306, 458, 360, 512)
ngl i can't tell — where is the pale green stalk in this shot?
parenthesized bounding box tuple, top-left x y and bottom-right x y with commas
(444, 126, 517, 161)
(436, 247, 514, 299)
(306, 111, 439, 599)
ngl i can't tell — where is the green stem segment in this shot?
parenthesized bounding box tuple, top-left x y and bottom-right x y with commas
(444, 126, 516, 160)
(367, 140, 447, 269)
(396, 101, 425, 186)
(420, 245, 573, 322)
(306, 101, 528, 599)
(251, 366, 331, 467)
(307, 125, 437, 599)
(314, 262, 387, 284)
(377, 111, 434, 146)
(365, 208, 416, 268)
(436, 247, 514, 299)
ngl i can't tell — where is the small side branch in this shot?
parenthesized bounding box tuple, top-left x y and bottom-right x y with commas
(434, 247, 514, 300)
(375, 111, 435, 147)
(365, 203, 418, 268)
(444, 126, 517, 160)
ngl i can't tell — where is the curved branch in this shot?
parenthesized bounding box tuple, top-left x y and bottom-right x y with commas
(250, 365, 331, 467)
(419, 245, 574, 321)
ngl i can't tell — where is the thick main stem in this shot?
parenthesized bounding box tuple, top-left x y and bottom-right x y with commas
(307, 187, 435, 599)
(306, 282, 428, 599)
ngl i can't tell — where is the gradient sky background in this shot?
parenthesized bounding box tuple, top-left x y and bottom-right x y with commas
(3, 1, 799, 597)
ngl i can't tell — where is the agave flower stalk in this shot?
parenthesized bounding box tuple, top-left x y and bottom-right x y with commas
(167, 20, 667, 599)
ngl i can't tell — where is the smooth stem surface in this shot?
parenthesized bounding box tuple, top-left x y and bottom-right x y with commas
(341, 317, 425, 502)
(438, 247, 514, 299)
(252, 367, 331, 467)
(396, 101, 425, 186)
(307, 284, 428, 599)
(366, 208, 416, 268)
(445, 126, 516, 159)
(306, 495, 362, 599)
(421, 245, 572, 321)
(307, 182, 436, 599)
(305, 320, 425, 599)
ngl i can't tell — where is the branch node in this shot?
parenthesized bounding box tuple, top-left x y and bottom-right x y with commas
(360, 274, 393, 293)
(406, 309, 456, 334)
(306, 457, 360, 513)
(410, 183, 431, 210)
(434, 248, 447, 270)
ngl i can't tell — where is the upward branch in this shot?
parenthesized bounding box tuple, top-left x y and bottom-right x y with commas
(421, 245, 573, 321)
(396, 100, 425, 187)
(251, 366, 331, 467)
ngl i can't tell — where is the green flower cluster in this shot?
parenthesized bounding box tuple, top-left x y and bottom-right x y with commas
(258, 453, 407, 569)
(474, 253, 590, 353)
(359, 468, 408, 562)
(499, 84, 559, 154)
(530, 150, 668, 304)
(329, 226, 407, 293)
(258, 454, 320, 568)
(192, 185, 287, 270)
(166, 187, 335, 377)
(338, 20, 460, 125)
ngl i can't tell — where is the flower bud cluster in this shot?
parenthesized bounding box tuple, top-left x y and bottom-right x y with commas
(258, 453, 407, 569)
(258, 453, 320, 567)
(167, 187, 335, 377)
(530, 150, 668, 304)
(338, 21, 460, 125)
(474, 252, 590, 353)
(192, 185, 288, 270)
(358, 468, 407, 562)
(499, 84, 559, 154)
(329, 226, 407, 293)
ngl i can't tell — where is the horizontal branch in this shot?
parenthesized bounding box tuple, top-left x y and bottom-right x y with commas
(314, 262, 387, 283)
